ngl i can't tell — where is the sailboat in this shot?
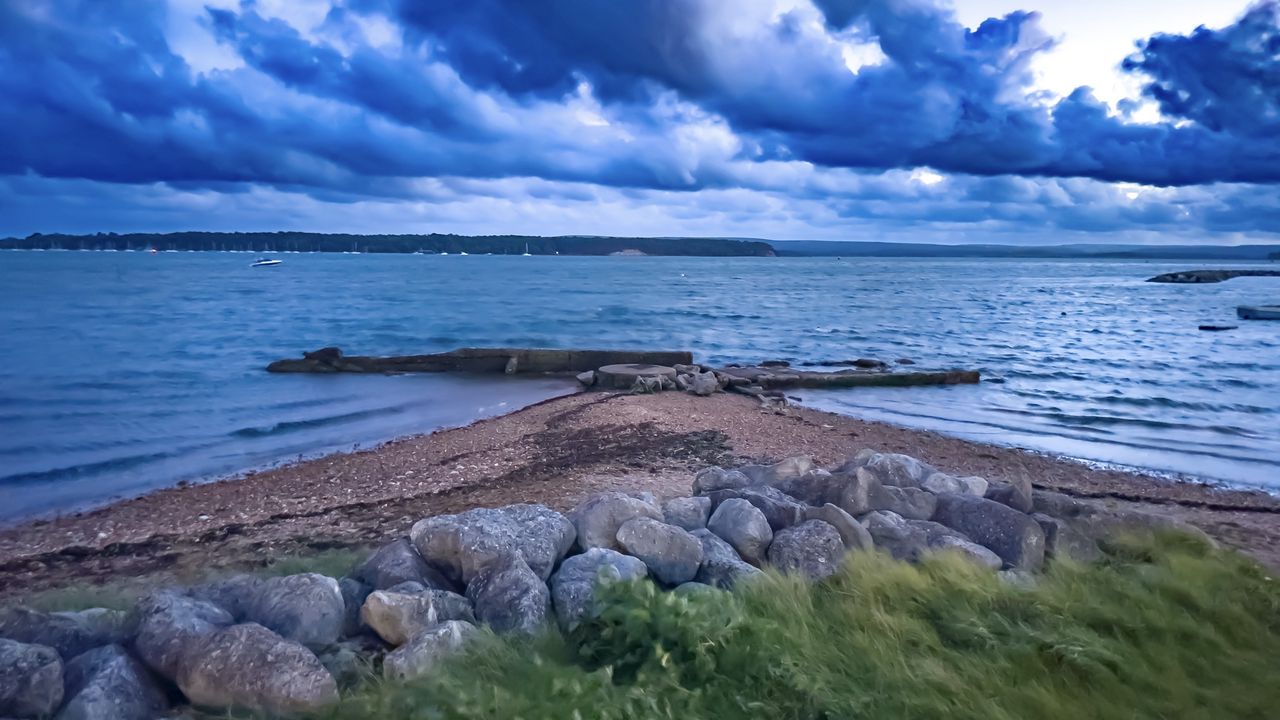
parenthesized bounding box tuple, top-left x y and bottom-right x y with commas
(522, 243, 532, 256)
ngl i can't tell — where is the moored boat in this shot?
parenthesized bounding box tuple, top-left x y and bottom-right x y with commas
(251, 257, 283, 267)
(1237, 305, 1280, 320)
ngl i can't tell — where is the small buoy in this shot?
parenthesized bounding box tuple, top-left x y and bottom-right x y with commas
(1198, 325, 1238, 331)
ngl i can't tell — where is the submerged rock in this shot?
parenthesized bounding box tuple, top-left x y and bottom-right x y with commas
(550, 548, 648, 631)
(58, 644, 168, 720)
(768, 521, 846, 580)
(177, 623, 338, 716)
(570, 492, 662, 552)
(933, 494, 1045, 571)
(706, 499, 773, 567)
(466, 554, 550, 635)
(383, 620, 479, 681)
(615, 518, 703, 586)
(0, 637, 63, 718)
(691, 530, 763, 589)
(410, 504, 575, 585)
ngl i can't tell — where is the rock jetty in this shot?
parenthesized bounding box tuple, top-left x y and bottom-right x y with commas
(1146, 269, 1280, 283)
(0, 449, 1205, 718)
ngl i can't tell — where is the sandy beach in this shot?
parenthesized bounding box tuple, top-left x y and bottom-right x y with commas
(3, 389, 1278, 599)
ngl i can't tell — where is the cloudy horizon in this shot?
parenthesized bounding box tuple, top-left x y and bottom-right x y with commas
(1, 0, 1277, 244)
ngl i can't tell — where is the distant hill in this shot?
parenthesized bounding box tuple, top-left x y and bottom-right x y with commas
(773, 240, 1280, 260)
(0, 232, 776, 257)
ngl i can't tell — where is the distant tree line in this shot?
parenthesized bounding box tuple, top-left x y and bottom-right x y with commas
(0, 232, 776, 257)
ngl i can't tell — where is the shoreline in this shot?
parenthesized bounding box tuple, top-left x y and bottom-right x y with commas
(3, 390, 1279, 598)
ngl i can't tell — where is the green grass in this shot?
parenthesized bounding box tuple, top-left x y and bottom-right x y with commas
(323, 532, 1280, 720)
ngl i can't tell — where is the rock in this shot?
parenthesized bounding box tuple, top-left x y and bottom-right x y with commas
(631, 375, 664, 393)
(243, 573, 345, 649)
(767, 521, 846, 580)
(615, 518, 704, 586)
(674, 374, 692, 391)
(706, 498, 773, 567)
(804, 503, 873, 551)
(133, 591, 233, 680)
(1032, 513, 1103, 564)
(550, 548, 648, 631)
(737, 456, 813, 486)
(596, 363, 677, 390)
(862, 452, 936, 488)
(689, 372, 719, 396)
(869, 485, 938, 520)
(932, 494, 1046, 571)
(383, 621, 478, 681)
(691, 466, 755, 495)
(862, 511, 931, 562)
(466, 554, 550, 635)
(0, 607, 133, 660)
(569, 492, 662, 552)
(1030, 489, 1087, 518)
(985, 477, 1034, 513)
(662, 496, 712, 531)
(361, 590, 475, 647)
(575, 370, 596, 387)
(927, 533, 1003, 570)
(850, 358, 887, 369)
(385, 581, 429, 594)
(1032, 490, 1213, 548)
(410, 504, 576, 585)
(691, 530, 763, 589)
(178, 623, 338, 716)
(673, 363, 702, 375)
(0, 638, 63, 718)
(896, 358, 916, 365)
(316, 643, 368, 690)
(706, 486, 807, 531)
(355, 538, 457, 592)
(338, 578, 372, 637)
(922, 472, 989, 497)
(57, 644, 167, 720)
(779, 467, 881, 516)
(672, 582, 718, 596)
(189, 574, 264, 620)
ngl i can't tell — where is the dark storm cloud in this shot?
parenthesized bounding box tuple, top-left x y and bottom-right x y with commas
(0, 0, 1278, 239)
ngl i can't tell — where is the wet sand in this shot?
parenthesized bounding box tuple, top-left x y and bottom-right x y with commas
(3, 390, 1278, 598)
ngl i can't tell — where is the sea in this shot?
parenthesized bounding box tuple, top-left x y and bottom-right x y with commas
(1, 251, 1277, 521)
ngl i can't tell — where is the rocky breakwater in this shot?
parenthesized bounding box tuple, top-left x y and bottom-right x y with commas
(0, 450, 1206, 718)
(1147, 269, 1280, 283)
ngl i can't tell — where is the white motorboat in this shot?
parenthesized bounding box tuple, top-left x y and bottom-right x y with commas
(251, 258, 283, 267)
(1237, 305, 1280, 320)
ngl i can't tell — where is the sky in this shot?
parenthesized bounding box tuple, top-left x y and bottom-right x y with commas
(0, 0, 1277, 244)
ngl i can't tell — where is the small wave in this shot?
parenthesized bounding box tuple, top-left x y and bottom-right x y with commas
(230, 404, 415, 438)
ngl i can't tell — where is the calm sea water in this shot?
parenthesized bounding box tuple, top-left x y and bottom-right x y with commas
(1, 251, 1277, 521)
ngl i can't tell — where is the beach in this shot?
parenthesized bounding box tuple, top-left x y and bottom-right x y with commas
(4, 389, 1278, 599)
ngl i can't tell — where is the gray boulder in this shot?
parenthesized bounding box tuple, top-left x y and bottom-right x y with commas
(691, 467, 754, 495)
(316, 643, 368, 690)
(985, 477, 1034, 513)
(0, 638, 63, 718)
(1032, 513, 1103, 564)
(361, 590, 475, 647)
(355, 538, 456, 592)
(383, 620, 478, 681)
(933, 494, 1046, 571)
(804, 503, 873, 551)
(615, 518, 704, 586)
(862, 511, 931, 562)
(773, 468, 880, 516)
(672, 582, 718, 596)
(243, 573, 346, 649)
(338, 577, 372, 637)
(767, 521, 846, 580)
(576, 370, 596, 387)
(188, 574, 263, 620)
(926, 533, 1003, 570)
(569, 492, 661, 552)
(662, 496, 711, 531)
(737, 457, 814, 486)
(177, 623, 338, 716)
(550, 548, 648, 631)
(57, 645, 168, 720)
(133, 591, 233, 680)
(1032, 490, 1213, 547)
(870, 485, 938, 520)
(0, 607, 133, 660)
(410, 504, 575, 585)
(922, 473, 989, 497)
(706, 486, 807, 532)
(706, 498, 774, 567)
(466, 554, 550, 635)
(691, 530, 763, 589)
(689, 372, 719, 396)
(861, 452, 936, 488)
